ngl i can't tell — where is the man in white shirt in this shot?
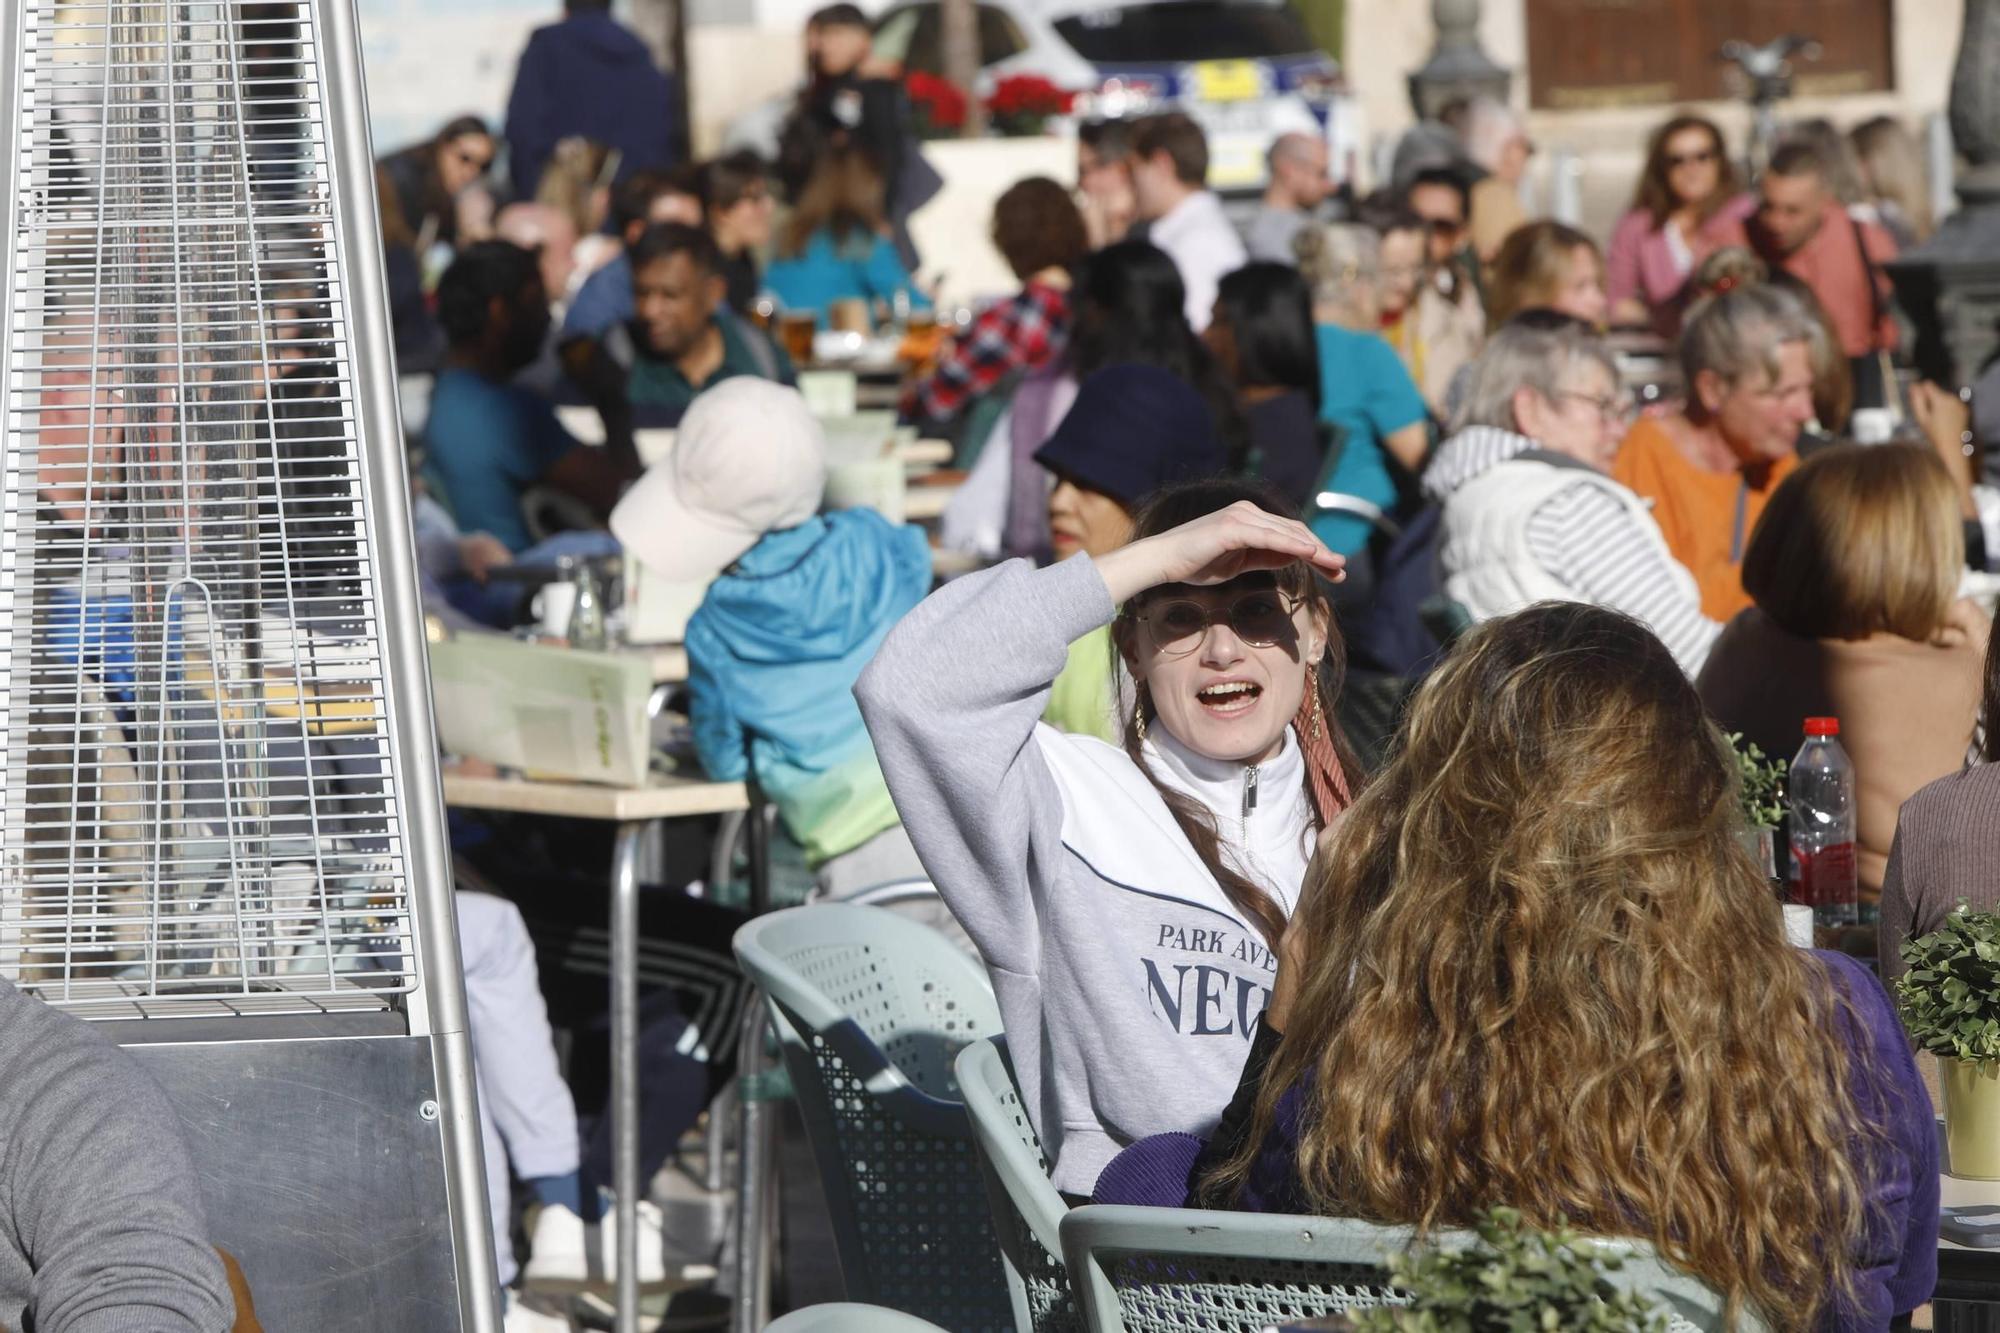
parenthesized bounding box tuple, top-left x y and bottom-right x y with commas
(1130, 112, 1246, 332)
(1244, 131, 1332, 265)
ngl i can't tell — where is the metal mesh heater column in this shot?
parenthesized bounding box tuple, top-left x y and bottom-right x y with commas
(0, 3, 496, 1328)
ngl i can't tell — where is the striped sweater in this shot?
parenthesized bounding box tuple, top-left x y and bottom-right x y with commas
(1425, 425, 1722, 675)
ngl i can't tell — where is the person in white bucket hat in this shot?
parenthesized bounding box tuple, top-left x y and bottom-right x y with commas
(611, 378, 935, 896)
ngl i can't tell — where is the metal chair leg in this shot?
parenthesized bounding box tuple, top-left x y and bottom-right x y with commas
(729, 997, 776, 1333)
(704, 1079, 736, 1194)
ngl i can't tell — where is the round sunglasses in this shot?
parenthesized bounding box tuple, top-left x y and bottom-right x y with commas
(1135, 589, 1303, 657)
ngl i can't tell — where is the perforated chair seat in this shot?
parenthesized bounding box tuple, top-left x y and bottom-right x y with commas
(734, 904, 1012, 1332)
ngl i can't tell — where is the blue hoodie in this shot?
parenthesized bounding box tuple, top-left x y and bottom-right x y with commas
(505, 11, 676, 200)
(686, 509, 931, 864)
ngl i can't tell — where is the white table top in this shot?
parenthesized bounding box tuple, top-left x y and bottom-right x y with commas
(624, 643, 688, 683)
(904, 484, 957, 521)
(441, 768, 747, 821)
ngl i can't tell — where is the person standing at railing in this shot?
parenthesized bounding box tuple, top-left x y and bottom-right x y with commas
(1605, 113, 1742, 337)
(1704, 141, 1900, 413)
(1129, 112, 1248, 334)
(1244, 132, 1336, 266)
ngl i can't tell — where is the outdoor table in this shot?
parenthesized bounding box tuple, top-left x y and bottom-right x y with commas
(1937, 1121, 2000, 1311)
(442, 766, 751, 1333)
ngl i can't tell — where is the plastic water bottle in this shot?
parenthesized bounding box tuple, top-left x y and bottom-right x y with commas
(1788, 718, 1858, 929)
(567, 559, 606, 652)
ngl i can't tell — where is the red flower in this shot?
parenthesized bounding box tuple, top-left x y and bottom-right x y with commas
(985, 74, 1075, 122)
(905, 71, 968, 132)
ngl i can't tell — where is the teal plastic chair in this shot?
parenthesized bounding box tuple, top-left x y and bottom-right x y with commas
(765, 1303, 953, 1333)
(732, 903, 1012, 1332)
(1058, 1205, 1757, 1333)
(955, 1037, 1084, 1333)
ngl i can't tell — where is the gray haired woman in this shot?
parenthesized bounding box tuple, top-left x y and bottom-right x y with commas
(1424, 315, 1722, 675)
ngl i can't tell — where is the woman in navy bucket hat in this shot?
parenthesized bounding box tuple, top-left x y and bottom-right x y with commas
(1034, 364, 1228, 740)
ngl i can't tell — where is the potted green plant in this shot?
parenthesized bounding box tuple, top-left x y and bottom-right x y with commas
(1727, 731, 1784, 879)
(1896, 907, 2000, 1178)
(1338, 1208, 1667, 1332)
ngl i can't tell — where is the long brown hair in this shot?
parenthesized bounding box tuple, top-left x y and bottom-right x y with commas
(1633, 112, 1740, 227)
(779, 145, 886, 259)
(1108, 479, 1361, 950)
(1213, 603, 1887, 1328)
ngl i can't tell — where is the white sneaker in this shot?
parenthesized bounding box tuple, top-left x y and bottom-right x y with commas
(521, 1200, 675, 1294)
(502, 1293, 573, 1332)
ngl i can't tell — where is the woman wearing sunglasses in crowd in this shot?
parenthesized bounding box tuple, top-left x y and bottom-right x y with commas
(858, 479, 1359, 1199)
(378, 116, 498, 260)
(1607, 114, 1742, 337)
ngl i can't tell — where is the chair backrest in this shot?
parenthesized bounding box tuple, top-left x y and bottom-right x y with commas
(733, 903, 1013, 1333)
(764, 1303, 954, 1333)
(1058, 1205, 1760, 1333)
(955, 1037, 1084, 1333)
(841, 877, 952, 913)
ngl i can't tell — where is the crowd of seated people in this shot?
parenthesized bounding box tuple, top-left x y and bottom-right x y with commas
(336, 44, 2000, 1328)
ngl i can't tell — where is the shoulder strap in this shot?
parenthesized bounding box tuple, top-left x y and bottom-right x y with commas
(1848, 210, 1888, 340)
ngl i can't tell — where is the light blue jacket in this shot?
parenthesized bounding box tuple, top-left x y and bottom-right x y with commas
(687, 509, 931, 863)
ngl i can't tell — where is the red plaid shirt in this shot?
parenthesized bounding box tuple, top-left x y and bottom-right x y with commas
(901, 279, 1070, 422)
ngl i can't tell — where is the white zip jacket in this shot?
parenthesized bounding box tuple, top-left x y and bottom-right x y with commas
(1425, 425, 1722, 675)
(856, 555, 1314, 1194)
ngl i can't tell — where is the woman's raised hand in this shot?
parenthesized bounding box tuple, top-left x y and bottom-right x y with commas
(1094, 501, 1345, 605)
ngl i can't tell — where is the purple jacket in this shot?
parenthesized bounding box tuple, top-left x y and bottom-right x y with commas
(1094, 950, 1938, 1330)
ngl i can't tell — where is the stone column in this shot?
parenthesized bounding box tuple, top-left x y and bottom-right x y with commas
(1406, 0, 1510, 122)
(1885, 0, 2000, 393)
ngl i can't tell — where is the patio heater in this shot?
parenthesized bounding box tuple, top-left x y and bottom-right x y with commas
(0, 2, 496, 1329)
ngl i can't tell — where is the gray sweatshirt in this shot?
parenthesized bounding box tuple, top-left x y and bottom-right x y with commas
(0, 980, 232, 1332)
(856, 556, 1315, 1194)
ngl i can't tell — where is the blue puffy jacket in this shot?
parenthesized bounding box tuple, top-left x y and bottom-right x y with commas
(505, 12, 676, 200)
(686, 509, 930, 864)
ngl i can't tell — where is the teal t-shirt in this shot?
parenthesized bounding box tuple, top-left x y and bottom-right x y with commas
(765, 228, 932, 315)
(627, 314, 789, 419)
(1310, 323, 1428, 557)
(424, 367, 579, 552)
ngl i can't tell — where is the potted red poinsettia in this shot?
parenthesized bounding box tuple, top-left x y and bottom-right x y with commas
(905, 71, 969, 140)
(984, 73, 1075, 136)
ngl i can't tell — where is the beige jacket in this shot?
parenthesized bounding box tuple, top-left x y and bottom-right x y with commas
(1697, 607, 1985, 900)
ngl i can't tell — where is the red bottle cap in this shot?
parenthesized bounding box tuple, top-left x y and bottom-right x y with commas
(1804, 717, 1840, 737)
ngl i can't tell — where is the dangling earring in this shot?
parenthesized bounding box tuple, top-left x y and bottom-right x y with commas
(1307, 664, 1324, 741)
(1135, 687, 1149, 742)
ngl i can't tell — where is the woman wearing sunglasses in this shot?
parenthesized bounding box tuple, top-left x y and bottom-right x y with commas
(1426, 316, 1722, 676)
(857, 478, 1359, 1199)
(1607, 114, 1742, 336)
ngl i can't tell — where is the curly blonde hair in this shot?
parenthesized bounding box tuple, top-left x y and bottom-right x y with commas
(1214, 602, 1890, 1329)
